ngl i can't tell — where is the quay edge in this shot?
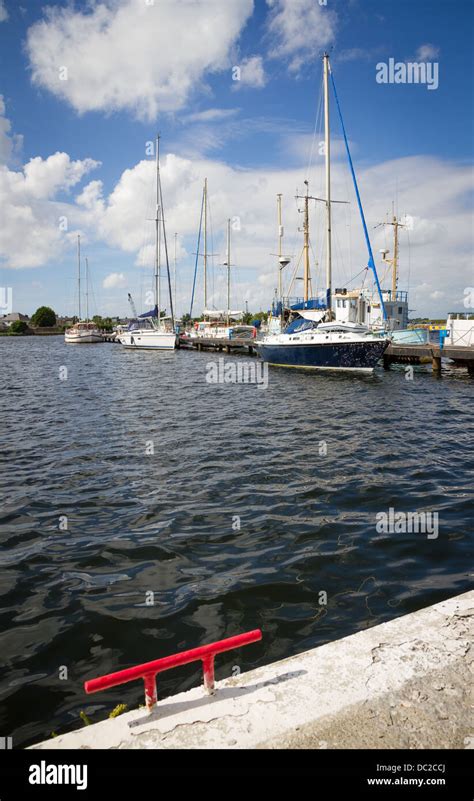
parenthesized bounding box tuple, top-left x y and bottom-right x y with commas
(31, 590, 473, 750)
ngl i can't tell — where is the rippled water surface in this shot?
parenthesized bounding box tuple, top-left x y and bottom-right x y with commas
(0, 336, 472, 746)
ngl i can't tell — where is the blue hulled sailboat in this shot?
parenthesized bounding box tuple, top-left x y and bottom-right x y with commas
(256, 54, 390, 372)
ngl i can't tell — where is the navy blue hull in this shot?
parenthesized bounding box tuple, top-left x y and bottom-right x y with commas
(256, 339, 389, 370)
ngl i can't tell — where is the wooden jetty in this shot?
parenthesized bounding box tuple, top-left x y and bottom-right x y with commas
(189, 336, 258, 355)
(384, 343, 474, 375)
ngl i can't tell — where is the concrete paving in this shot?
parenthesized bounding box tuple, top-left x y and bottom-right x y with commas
(31, 590, 473, 749)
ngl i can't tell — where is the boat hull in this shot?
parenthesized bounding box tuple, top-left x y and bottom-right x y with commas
(256, 339, 389, 372)
(118, 330, 177, 350)
(65, 332, 103, 344)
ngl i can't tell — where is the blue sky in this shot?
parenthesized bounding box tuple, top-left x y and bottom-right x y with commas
(0, 0, 472, 319)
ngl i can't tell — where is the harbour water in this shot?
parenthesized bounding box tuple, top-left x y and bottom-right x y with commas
(0, 336, 472, 747)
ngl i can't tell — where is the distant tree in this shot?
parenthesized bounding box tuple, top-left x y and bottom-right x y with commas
(9, 320, 28, 334)
(181, 313, 192, 325)
(92, 315, 114, 332)
(31, 306, 56, 327)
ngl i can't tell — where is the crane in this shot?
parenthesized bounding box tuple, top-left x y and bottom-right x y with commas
(127, 293, 138, 321)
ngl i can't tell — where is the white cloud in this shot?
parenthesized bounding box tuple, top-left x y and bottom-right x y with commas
(233, 56, 267, 89)
(185, 108, 240, 124)
(266, 0, 337, 73)
(26, 0, 254, 120)
(75, 149, 473, 318)
(0, 103, 100, 268)
(0, 1, 8, 23)
(415, 44, 440, 61)
(103, 272, 126, 289)
(0, 91, 471, 319)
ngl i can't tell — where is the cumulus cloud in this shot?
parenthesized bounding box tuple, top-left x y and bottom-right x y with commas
(25, 0, 254, 120)
(233, 56, 267, 89)
(103, 272, 126, 289)
(0, 89, 471, 319)
(0, 103, 100, 268)
(266, 0, 337, 73)
(74, 148, 473, 318)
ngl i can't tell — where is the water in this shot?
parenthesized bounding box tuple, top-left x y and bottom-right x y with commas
(0, 336, 472, 747)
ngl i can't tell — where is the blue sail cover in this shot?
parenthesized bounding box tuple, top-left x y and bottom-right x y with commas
(139, 305, 158, 318)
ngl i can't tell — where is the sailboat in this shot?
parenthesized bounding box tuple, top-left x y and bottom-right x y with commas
(185, 186, 254, 341)
(256, 54, 390, 372)
(65, 237, 102, 344)
(118, 136, 177, 350)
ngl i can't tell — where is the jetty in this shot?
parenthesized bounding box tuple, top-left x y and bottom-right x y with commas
(31, 590, 472, 750)
(383, 343, 474, 374)
(189, 336, 258, 355)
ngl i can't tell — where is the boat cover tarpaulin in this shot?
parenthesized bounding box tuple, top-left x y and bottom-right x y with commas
(139, 305, 158, 318)
(290, 298, 326, 311)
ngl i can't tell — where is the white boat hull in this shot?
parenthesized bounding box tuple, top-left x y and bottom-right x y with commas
(118, 329, 177, 350)
(65, 330, 103, 344)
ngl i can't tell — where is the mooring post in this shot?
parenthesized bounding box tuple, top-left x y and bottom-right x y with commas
(432, 354, 442, 374)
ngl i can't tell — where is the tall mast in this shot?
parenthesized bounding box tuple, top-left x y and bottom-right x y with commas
(155, 134, 161, 326)
(226, 218, 231, 325)
(85, 256, 89, 322)
(392, 215, 399, 297)
(277, 193, 283, 300)
(323, 53, 332, 316)
(77, 234, 81, 320)
(203, 178, 208, 310)
(303, 182, 310, 302)
(174, 232, 178, 314)
(377, 210, 406, 299)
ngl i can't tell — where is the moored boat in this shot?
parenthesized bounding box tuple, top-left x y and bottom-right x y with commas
(117, 136, 177, 351)
(257, 53, 391, 372)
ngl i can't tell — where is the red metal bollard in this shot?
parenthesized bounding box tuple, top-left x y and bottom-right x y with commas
(85, 629, 262, 712)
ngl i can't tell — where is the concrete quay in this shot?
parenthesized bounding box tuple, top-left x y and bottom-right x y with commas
(31, 590, 473, 750)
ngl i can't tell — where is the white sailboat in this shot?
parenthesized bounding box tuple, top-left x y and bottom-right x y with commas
(256, 53, 390, 372)
(187, 204, 254, 341)
(65, 237, 102, 344)
(118, 136, 177, 351)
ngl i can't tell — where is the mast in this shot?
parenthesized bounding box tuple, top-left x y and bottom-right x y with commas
(303, 182, 310, 302)
(155, 134, 161, 327)
(377, 210, 406, 300)
(85, 256, 89, 322)
(77, 234, 81, 320)
(226, 218, 231, 325)
(203, 178, 208, 310)
(392, 215, 399, 297)
(157, 141, 175, 329)
(277, 193, 283, 300)
(174, 232, 178, 314)
(323, 52, 332, 316)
